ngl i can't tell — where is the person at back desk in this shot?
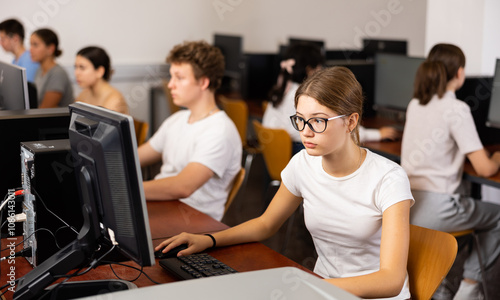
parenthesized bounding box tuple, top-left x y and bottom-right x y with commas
(264, 43, 399, 155)
(401, 44, 500, 300)
(158, 66, 414, 300)
(30, 28, 73, 108)
(138, 41, 242, 222)
(0, 18, 39, 82)
(74, 46, 129, 114)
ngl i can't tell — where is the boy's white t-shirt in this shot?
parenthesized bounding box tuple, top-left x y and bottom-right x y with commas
(401, 92, 483, 194)
(281, 149, 414, 300)
(148, 110, 242, 221)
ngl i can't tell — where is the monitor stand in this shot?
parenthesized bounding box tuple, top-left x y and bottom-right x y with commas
(39, 279, 136, 299)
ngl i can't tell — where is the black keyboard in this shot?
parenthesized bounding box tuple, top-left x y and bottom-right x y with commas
(159, 253, 238, 280)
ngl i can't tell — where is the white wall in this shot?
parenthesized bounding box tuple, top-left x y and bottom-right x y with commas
(0, 0, 429, 122)
(425, 0, 500, 77)
(482, 0, 500, 75)
(0, 0, 427, 63)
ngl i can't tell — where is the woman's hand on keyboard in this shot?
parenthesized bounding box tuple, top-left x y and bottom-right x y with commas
(155, 232, 214, 257)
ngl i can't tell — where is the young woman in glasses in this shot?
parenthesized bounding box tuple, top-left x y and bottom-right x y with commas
(157, 66, 414, 300)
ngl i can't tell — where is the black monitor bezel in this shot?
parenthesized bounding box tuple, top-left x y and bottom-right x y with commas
(486, 58, 500, 129)
(0, 61, 30, 110)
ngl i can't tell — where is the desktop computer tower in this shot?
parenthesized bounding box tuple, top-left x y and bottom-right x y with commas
(0, 108, 70, 238)
(20, 139, 82, 267)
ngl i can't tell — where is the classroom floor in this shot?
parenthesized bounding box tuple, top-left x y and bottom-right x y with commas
(221, 122, 500, 299)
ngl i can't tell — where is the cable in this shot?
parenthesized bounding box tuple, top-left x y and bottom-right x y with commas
(32, 188, 78, 234)
(0, 190, 23, 213)
(103, 261, 161, 285)
(0, 278, 19, 298)
(0, 247, 32, 261)
(108, 263, 143, 283)
(0, 227, 56, 252)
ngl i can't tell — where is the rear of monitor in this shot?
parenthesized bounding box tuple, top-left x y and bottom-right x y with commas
(362, 38, 407, 59)
(373, 53, 425, 114)
(486, 59, 500, 129)
(213, 34, 247, 96)
(0, 61, 31, 110)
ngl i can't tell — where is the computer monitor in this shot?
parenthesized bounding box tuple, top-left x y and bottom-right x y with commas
(288, 37, 325, 55)
(213, 33, 244, 75)
(486, 59, 500, 129)
(0, 61, 30, 110)
(13, 102, 155, 300)
(362, 38, 407, 59)
(373, 53, 425, 112)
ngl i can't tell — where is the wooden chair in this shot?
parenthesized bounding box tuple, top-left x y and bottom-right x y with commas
(408, 224, 458, 300)
(224, 168, 246, 215)
(252, 120, 295, 252)
(252, 120, 291, 187)
(448, 229, 489, 299)
(133, 118, 149, 146)
(218, 96, 261, 186)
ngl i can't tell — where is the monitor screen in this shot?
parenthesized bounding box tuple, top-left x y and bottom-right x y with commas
(13, 102, 155, 299)
(213, 33, 243, 74)
(0, 61, 30, 110)
(486, 59, 500, 129)
(374, 53, 425, 112)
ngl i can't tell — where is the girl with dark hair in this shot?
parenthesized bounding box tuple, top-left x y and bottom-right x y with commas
(263, 43, 324, 152)
(157, 66, 414, 299)
(402, 44, 500, 300)
(75, 46, 129, 114)
(30, 28, 73, 108)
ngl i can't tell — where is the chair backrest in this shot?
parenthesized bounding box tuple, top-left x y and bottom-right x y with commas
(225, 167, 245, 214)
(252, 120, 292, 181)
(218, 96, 249, 147)
(133, 118, 149, 146)
(408, 224, 458, 300)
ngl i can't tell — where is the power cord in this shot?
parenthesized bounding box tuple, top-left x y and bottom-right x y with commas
(32, 188, 78, 234)
(0, 247, 32, 261)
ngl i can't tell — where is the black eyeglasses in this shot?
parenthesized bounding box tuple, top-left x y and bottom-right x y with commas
(289, 115, 346, 133)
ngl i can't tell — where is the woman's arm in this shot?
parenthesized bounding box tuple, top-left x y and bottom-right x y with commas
(467, 149, 500, 177)
(325, 199, 412, 299)
(155, 183, 302, 256)
(39, 91, 62, 108)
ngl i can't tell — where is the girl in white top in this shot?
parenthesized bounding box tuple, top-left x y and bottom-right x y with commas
(263, 43, 323, 154)
(401, 44, 500, 300)
(157, 66, 414, 300)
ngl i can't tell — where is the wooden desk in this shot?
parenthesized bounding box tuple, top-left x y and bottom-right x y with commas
(1, 201, 313, 300)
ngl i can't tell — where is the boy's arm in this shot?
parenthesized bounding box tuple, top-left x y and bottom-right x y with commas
(143, 162, 213, 200)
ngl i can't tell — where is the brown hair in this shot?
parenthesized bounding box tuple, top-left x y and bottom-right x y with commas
(166, 41, 225, 91)
(33, 28, 62, 57)
(295, 66, 364, 145)
(427, 43, 465, 82)
(413, 61, 447, 105)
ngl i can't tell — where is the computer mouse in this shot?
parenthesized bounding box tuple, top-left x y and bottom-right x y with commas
(154, 244, 188, 259)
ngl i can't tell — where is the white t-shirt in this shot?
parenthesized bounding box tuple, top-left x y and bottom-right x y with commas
(282, 149, 414, 300)
(359, 126, 381, 142)
(262, 82, 301, 142)
(148, 110, 242, 221)
(401, 92, 483, 194)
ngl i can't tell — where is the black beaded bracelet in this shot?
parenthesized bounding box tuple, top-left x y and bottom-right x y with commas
(205, 233, 216, 248)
